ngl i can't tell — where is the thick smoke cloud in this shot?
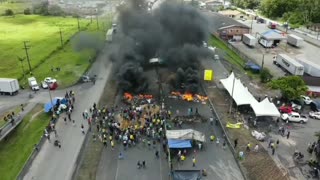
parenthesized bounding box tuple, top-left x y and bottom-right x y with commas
(110, 0, 212, 93)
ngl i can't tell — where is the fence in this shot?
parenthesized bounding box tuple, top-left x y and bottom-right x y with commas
(16, 133, 47, 180)
(200, 82, 248, 180)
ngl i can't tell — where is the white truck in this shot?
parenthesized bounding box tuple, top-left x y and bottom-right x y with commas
(281, 112, 308, 123)
(287, 34, 303, 47)
(106, 28, 113, 42)
(28, 77, 40, 91)
(0, 78, 20, 95)
(295, 56, 320, 77)
(242, 34, 257, 47)
(259, 38, 273, 48)
(274, 54, 304, 75)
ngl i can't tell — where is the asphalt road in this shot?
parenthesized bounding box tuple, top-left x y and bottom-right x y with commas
(23, 45, 113, 180)
(165, 98, 244, 180)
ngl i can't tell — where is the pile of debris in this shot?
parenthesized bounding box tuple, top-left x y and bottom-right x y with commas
(168, 92, 208, 103)
(123, 92, 154, 105)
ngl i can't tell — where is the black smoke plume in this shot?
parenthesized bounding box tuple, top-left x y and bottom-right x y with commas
(110, 0, 212, 93)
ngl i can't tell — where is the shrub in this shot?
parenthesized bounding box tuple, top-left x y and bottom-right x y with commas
(4, 9, 14, 16)
(24, 8, 32, 15)
(260, 68, 273, 83)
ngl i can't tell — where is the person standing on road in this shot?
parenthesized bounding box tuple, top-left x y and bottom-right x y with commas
(64, 117, 67, 124)
(287, 131, 290, 139)
(81, 124, 85, 134)
(234, 138, 238, 148)
(198, 142, 202, 151)
(246, 142, 251, 152)
(155, 150, 159, 158)
(192, 157, 196, 167)
(222, 141, 226, 149)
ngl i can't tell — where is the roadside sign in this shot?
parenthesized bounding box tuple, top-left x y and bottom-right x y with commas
(204, 70, 213, 81)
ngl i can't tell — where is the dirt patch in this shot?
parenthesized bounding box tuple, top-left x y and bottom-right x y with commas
(206, 82, 289, 180)
(74, 78, 118, 180)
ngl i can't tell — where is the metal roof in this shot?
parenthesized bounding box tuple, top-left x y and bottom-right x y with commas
(205, 12, 249, 33)
(260, 30, 287, 40)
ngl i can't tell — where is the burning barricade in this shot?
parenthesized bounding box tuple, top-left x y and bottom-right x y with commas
(123, 92, 153, 105)
(169, 91, 208, 103)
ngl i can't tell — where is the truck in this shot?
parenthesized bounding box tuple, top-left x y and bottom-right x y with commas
(281, 112, 308, 123)
(268, 22, 277, 29)
(295, 56, 320, 77)
(242, 34, 257, 47)
(0, 78, 20, 95)
(28, 77, 40, 91)
(287, 34, 303, 47)
(259, 38, 273, 48)
(106, 28, 113, 42)
(274, 54, 304, 75)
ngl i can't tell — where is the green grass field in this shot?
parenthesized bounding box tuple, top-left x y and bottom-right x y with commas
(0, 15, 108, 87)
(0, 1, 31, 15)
(209, 35, 245, 68)
(0, 104, 50, 180)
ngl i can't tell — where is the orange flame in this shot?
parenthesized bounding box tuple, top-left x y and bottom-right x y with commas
(195, 94, 208, 102)
(138, 94, 153, 99)
(124, 93, 133, 101)
(182, 93, 194, 101)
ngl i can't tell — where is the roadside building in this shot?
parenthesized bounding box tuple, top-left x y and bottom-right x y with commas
(218, 25, 250, 41)
(209, 13, 250, 40)
(258, 30, 287, 48)
(205, 0, 224, 11)
(303, 76, 320, 97)
(218, 9, 244, 19)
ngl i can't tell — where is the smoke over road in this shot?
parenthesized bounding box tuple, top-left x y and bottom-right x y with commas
(110, 0, 212, 93)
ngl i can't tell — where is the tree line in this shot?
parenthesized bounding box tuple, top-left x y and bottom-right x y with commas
(231, 0, 320, 26)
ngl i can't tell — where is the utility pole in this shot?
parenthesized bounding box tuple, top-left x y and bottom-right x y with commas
(250, 16, 254, 34)
(90, 9, 93, 23)
(261, 54, 265, 69)
(18, 56, 27, 84)
(22, 41, 32, 73)
(229, 72, 236, 114)
(96, 15, 99, 30)
(77, 17, 80, 31)
(59, 28, 63, 47)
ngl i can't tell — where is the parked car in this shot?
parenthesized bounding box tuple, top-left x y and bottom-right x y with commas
(309, 111, 320, 120)
(301, 95, 312, 105)
(279, 106, 293, 114)
(291, 99, 304, 111)
(41, 81, 48, 89)
(281, 112, 308, 123)
(44, 77, 57, 84)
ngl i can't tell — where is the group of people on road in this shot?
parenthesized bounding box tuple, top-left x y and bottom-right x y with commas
(42, 90, 76, 149)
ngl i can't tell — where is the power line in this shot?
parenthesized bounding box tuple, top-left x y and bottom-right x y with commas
(22, 41, 32, 73)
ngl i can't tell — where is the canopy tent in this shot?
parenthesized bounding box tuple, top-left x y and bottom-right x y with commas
(220, 72, 256, 105)
(221, 73, 280, 117)
(168, 139, 192, 148)
(166, 129, 206, 142)
(44, 97, 68, 112)
(250, 98, 280, 117)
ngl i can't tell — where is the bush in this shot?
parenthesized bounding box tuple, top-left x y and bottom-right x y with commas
(260, 68, 273, 83)
(4, 9, 14, 16)
(24, 8, 32, 15)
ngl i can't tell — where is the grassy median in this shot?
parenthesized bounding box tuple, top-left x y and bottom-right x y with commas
(0, 104, 50, 180)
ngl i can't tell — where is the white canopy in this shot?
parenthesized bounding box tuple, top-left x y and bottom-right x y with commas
(250, 98, 280, 117)
(220, 73, 280, 117)
(166, 129, 206, 142)
(220, 72, 256, 105)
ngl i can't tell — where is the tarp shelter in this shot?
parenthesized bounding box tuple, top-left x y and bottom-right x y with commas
(260, 30, 287, 40)
(172, 170, 202, 180)
(166, 129, 206, 142)
(44, 97, 67, 112)
(220, 72, 256, 105)
(168, 139, 192, 149)
(250, 98, 280, 117)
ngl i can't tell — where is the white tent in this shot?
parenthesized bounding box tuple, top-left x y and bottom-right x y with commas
(250, 98, 280, 117)
(220, 73, 280, 117)
(166, 129, 206, 142)
(220, 72, 256, 105)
